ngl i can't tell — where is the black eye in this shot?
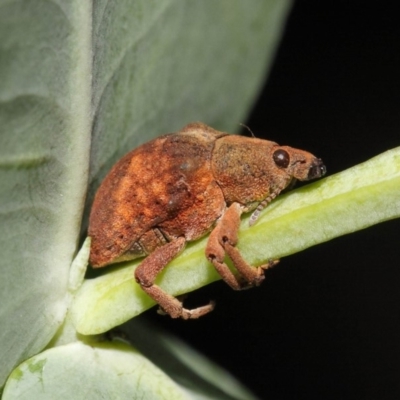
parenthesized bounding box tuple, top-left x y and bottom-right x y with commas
(273, 149, 290, 168)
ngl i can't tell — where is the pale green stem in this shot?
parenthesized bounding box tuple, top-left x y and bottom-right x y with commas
(71, 147, 400, 335)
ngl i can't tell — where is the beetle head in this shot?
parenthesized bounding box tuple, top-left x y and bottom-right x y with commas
(272, 146, 326, 181)
(212, 136, 326, 211)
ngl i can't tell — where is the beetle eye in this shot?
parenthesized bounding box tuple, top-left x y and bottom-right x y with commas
(273, 149, 290, 168)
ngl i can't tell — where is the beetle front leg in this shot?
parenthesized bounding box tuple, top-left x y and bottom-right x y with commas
(135, 236, 215, 319)
(206, 202, 278, 290)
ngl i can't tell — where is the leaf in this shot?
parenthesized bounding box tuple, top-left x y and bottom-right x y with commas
(125, 319, 259, 400)
(71, 147, 400, 334)
(0, 1, 92, 385)
(3, 332, 258, 400)
(2, 342, 190, 400)
(0, 0, 293, 388)
(86, 0, 294, 198)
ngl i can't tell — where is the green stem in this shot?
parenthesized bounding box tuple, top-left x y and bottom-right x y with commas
(71, 147, 400, 334)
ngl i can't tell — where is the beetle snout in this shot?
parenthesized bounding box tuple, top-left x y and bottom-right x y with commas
(307, 158, 326, 180)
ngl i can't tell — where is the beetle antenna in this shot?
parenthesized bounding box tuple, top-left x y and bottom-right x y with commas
(239, 123, 255, 138)
(249, 178, 291, 226)
(249, 194, 276, 226)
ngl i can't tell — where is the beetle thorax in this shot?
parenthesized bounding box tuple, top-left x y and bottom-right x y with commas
(211, 135, 288, 207)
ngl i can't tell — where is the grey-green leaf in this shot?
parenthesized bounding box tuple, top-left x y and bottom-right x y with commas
(0, 1, 91, 386)
(87, 0, 293, 203)
(125, 320, 259, 400)
(0, 0, 292, 388)
(2, 342, 190, 400)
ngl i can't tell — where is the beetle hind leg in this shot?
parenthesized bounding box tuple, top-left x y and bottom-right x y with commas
(134, 236, 215, 319)
(206, 202, 279, 290)
(224, 242, 279, 287)
(157, 298, 216, 319)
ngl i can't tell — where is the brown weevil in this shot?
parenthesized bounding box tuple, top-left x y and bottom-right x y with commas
(89, 122, 326, 319)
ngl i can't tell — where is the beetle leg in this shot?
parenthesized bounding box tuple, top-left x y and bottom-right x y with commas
(225, 243, 279, 286)
(206, 202, 278, 289)
(135, 236, 215, 319)
(206, 218, 244, 290)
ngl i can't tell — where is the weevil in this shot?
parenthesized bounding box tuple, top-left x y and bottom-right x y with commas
(89, 122, 326, 319)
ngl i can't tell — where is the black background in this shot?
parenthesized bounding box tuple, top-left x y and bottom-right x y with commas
(133, 2, 400, 399)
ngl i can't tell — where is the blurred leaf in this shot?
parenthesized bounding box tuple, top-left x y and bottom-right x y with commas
(3, 334, 258, 400)
(0, 1, 92, 385)
(0, 0, 292, 389)
(86, 0, 294, 211)
(125, 319, 259, 400)
(2, 342, 189, 400)
(72, 148, 400, 334)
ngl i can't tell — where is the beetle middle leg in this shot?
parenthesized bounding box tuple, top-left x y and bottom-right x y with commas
(134, 236, 215, 319)
(206, 202, 278, 290)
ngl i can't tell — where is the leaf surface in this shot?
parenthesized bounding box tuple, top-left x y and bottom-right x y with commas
(3, 342, 188, 400)
(0, 0, 292, 387)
